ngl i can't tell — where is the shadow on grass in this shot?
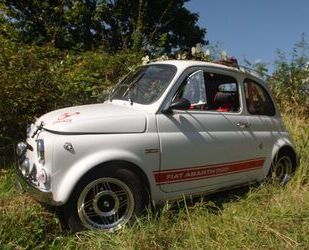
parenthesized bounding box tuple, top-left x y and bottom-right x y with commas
(165, 184, 259, 216)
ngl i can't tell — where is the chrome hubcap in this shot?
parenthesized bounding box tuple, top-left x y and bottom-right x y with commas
(92, 190, 119, 217)
(78, 177, 134, 231)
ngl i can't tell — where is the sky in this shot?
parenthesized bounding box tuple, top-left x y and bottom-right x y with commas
(186, 0, 309, 71)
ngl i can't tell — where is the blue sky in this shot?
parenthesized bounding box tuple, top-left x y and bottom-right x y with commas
(186, 0, 309, 70)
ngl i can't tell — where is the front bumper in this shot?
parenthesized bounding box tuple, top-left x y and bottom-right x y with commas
(16, 164, 62, 206)
(16, 139, 63, 206)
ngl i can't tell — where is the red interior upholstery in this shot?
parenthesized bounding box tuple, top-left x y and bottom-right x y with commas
(214, 92, 237, 112)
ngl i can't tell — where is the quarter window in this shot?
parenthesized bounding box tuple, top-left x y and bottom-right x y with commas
(244, 79, 275, 116)
(174, 70, 207, 109)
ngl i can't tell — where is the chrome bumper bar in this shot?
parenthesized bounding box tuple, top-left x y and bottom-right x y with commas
(16, 169, 62, 206)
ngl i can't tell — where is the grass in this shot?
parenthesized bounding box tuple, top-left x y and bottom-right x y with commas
(0, 113, 308, 249)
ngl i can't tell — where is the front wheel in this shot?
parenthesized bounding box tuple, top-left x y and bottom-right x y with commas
(63, 167, 145, 232)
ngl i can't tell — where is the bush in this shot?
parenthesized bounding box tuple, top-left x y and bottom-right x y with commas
(269, 35, 309, 117)
(0, 36, 141, 163)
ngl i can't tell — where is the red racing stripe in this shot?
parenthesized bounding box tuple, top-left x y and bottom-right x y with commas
(153, 158, 265, 185)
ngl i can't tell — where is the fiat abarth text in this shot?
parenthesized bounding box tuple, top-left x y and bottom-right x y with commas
(16, 60, 297, 231)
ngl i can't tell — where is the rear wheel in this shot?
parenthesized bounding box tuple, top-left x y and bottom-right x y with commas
(269, 153, 294, 185)
(63, 167, 145, 232)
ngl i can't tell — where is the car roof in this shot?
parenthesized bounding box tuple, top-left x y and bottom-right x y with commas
(149, 60, 265, 84)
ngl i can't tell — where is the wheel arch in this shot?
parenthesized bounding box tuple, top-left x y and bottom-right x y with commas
(275, 145, 298, 170)
(60, 160, 150, 231)
(82, 160, 151, 204)
(53, 152, 152, 205)
(269, 143, 298, 176)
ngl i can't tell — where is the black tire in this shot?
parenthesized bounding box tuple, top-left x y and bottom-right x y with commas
(268, 152, 295, 186)
(62, 166, 145, 232)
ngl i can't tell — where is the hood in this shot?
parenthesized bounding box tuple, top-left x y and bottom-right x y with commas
(36, 102, 147, 134)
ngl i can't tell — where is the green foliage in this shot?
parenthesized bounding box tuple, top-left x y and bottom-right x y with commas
(1, 0, 206, 52)
(269, 34, 309, 116)
(1, 0, 108, 50)
(0, 169, 62, 248)
(0, 35, 141, 151)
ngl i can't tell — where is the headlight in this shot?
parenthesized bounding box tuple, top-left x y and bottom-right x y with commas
(37, 139, 45, 164)
(16, 142, 27, 157)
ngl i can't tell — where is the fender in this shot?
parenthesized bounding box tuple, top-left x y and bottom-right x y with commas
(265, 136, 296, 176)
(52, 149, 147, 204)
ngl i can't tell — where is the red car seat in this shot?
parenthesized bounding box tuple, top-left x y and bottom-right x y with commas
(214, 92, 237, 112)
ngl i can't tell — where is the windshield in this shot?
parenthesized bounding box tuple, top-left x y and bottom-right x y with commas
(110, 64, 177, 105)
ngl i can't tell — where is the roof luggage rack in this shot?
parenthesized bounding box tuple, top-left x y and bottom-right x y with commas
(213, 57, 240, 69)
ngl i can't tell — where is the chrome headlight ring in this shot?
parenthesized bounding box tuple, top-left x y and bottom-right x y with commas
(37, 139, 45, 164)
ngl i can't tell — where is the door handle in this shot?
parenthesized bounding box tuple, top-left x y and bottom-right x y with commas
(236, 122, 251, 128)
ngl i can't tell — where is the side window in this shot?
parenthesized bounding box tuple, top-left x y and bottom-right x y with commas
(204, 72, 240, 112)
(244, 79, 275, 116)
(174, 71, 240, 112)
(174, 70, 207, 110)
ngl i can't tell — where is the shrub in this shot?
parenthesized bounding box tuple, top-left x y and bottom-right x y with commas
(269, 35, 309, 117)
(0, 36, 141, 163)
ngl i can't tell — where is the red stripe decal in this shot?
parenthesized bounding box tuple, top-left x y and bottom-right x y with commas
(153, 158, 265, 185)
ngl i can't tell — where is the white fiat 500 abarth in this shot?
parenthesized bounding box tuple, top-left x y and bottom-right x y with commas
(16, 60, 297, 231)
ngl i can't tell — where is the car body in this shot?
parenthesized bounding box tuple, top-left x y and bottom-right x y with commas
(16, 60, 297, 231)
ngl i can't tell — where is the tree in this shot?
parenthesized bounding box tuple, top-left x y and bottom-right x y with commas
(0, 0, 206, 52)
(105, 0, 207, 53)
(0, 0, 108, 49)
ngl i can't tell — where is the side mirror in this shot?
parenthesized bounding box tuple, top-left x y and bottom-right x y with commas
(162, 98, 191, 114)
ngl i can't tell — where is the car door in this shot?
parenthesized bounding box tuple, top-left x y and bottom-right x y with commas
(155, 68, 265, 193)
(243, 78, 279, 178)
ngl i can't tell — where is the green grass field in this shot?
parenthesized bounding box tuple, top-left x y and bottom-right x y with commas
(1, 114, 308, 249)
